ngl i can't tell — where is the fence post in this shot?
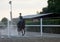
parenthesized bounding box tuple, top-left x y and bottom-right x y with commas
(40, 18, 43, 36)
(7, 20, 10, 38)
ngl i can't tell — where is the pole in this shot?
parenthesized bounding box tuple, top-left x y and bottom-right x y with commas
(9, 1, 13, 36)
(9, 1, 12, 26)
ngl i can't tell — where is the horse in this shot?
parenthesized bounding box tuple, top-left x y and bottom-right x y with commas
(17, 19, 25, 36)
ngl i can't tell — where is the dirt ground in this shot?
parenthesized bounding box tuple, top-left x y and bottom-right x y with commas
(0, 37, 60, 42)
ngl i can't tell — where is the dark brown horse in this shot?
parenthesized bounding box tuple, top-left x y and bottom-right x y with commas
(17, 19, 25, 36)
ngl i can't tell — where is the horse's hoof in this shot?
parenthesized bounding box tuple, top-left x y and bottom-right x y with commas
(22, 34, 25, 36)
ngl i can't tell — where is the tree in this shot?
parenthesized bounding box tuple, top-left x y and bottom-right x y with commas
(40, 0, 60, 14)
(48, 0, 55, 13)
(40, 7, 48, 14)
(1, 17, 8, 26)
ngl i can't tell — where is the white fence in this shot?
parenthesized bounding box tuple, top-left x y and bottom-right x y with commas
(0, 24, 60, 38)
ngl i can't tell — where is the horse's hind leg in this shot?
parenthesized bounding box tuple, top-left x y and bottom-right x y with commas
(21, 29, 25, 36)
(24, 29, 25, 35)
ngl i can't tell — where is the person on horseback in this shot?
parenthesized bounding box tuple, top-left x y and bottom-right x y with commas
(17, 13, 25, 36)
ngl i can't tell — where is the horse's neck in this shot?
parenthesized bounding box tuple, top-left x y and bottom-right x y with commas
(19, 19, 23, 22)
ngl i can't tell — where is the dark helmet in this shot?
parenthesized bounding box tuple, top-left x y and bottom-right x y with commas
(19, 13, 22, 16)
(19, 13, 23, 19)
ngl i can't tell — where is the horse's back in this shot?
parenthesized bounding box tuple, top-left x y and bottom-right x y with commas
(17, 19, 25, 31)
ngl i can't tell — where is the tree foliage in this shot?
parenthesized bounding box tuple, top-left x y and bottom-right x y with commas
(1, 17, 8, 25)
(40, 7, 48, 14)
(40, 0, 60, 14)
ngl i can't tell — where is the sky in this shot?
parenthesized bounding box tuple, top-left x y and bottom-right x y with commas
(0, 0, 48, 20)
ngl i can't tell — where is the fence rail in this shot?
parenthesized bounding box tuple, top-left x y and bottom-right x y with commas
(25, 25, 60, 27)
(0, 25, 60, 27)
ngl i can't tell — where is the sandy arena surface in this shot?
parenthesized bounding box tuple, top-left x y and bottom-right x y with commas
(0, 27, 60, 42)
(0, 37, 60, 42)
